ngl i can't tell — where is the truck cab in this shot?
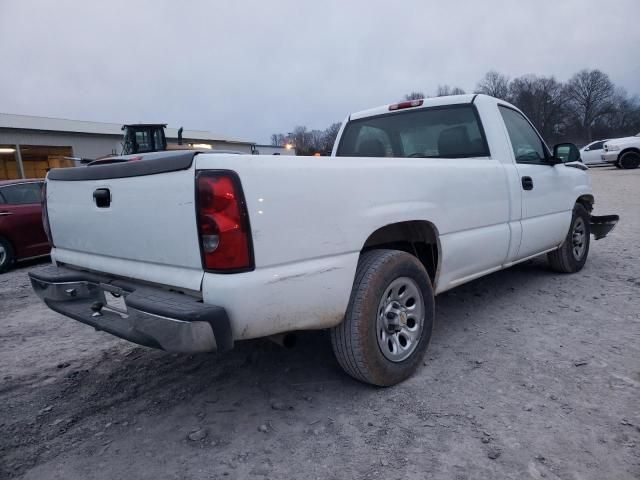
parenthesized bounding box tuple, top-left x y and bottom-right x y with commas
(121, 124, 168, 155)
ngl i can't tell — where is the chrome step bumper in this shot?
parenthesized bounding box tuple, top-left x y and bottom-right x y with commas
(29, 265, 233, 354)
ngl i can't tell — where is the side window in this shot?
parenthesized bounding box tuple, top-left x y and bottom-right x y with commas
(352, 126, 392, 157)
(0, 183, 42, 205)
(135, 130, 152, 153)
(153, 129, 165, 150)
(499, 106, 548, 164)
(588, 141, 604, 151)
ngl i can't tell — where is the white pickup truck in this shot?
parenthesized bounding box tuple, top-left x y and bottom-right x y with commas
(29, 94, 618, 386)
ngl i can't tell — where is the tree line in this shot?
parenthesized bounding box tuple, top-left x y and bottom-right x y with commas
(473, 69, 640, 145)
(271, 68, 640, 153)
(270, 123, 342, 156)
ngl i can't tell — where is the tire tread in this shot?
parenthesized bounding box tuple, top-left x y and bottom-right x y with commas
(331, 249, 433, 385)
(547, 204, 590, 273)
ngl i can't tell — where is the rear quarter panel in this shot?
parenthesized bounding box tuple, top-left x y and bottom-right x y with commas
(196, 153, 511, 339)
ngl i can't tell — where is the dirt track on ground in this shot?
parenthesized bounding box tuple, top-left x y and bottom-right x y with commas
(1, 167, 639, 480)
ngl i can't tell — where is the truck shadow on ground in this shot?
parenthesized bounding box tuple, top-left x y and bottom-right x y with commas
(62, 258, 558, 399)
(0, 257, 568, 477)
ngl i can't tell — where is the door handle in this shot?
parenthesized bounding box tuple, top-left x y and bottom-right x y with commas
(521, 176, 534, 191)
(0, 211, 13, 216)
(93, 188, 111, 208)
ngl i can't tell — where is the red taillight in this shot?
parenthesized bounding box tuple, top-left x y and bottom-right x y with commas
(41, 181, 54, 247)
(389, 99, 424, 111)
(196, 172, 252, 271)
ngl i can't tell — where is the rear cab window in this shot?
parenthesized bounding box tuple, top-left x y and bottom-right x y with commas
(336, 105, 490, 158)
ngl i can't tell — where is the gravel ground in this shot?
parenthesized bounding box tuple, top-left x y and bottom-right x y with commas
(0, 167, 638, 480)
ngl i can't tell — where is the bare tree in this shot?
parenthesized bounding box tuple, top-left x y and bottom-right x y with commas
(270, 122, 342, 155)
(404, 91, 425, 100)
(509, 74, 567, 140)
(289, 126, 313, 154)
(270, 133, 285, 146)
(436, 85, 466, 97)
(594, 88, 640, 140)
(565, 69, 615, 142)
(309, 129, 325, 153)
(322, 122, 342, 153)
(475, 71, 510, 100)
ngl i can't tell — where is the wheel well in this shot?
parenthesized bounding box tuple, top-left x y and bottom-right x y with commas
(576, 194, 594, 213)
(362, 221, 440, 288)
(619, 147, 640, 158)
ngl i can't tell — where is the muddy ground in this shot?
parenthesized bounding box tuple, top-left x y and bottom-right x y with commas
(1, 167, 638, 480)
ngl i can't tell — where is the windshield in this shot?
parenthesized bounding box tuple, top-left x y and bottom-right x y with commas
(336, 105, 489, 158)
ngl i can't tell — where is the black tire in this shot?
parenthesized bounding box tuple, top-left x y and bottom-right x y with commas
(0, 236, 15, 273)
(615, 161, 622, 169)
(618, 151, 640, 169)
(330, 249, 434, 386)
(547, 204, 591, 273)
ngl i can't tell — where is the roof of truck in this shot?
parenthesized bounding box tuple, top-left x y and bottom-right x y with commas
(349, 94, 480, 120)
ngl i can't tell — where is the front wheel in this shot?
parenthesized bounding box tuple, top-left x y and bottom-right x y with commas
(331, 249, 434, 386)
(547, 204, 591, 273)
(0, 237, 15, 273)
(619, 151, 640, 169)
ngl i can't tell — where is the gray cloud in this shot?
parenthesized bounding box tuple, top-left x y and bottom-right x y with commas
(1, 0, 638, 143)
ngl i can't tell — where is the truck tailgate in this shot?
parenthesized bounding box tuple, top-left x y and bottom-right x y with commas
(46, 153, 203, 291)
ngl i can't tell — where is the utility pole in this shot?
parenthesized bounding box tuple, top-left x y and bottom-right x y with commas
(15, 144, 25, 179)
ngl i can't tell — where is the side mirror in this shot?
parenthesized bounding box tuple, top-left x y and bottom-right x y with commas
(553, 143, 581, 164)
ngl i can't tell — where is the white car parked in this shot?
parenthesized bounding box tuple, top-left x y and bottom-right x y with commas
(601, 133, 640, 169)
(29, 94, 619, 386)
(579, 140, 608, 165)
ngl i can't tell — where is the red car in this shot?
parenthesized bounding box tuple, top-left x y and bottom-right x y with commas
(0, 179, 50, 272)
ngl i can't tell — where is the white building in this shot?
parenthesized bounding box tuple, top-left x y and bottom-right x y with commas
(0, 113, 258, 180)
(252, 144, 296, 156)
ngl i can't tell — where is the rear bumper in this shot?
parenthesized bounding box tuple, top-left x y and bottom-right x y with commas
(28, 265, 233, 354)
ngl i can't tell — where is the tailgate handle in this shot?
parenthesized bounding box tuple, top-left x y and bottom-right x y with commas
(93, 188, 111, 208)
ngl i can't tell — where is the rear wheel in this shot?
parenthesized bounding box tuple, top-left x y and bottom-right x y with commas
(331, 249, 434, 386)
(0, 237, 15, 273)
(619, 151, 640, 169)
(547, 204, 590, 273)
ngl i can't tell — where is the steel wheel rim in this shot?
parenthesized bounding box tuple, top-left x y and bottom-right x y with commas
(0, 245, 5, 265)
(572, 217, 586, 261)
(376, 276, 424, 362)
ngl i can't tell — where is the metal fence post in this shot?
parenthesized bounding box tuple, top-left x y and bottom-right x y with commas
(15, 144, 25, 179)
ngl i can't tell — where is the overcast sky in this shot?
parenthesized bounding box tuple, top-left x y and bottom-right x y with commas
(1, 0, 638, 143)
